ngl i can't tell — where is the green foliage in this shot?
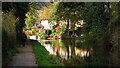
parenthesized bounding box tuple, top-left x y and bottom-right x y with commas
(32, 40, 63, 66)
(74, 26, 78, 30)
(39, 32, 48, 39)
(49, 2, 86, 36)
(52, 29, 56, 33)
(2, 12, 19, 66)
(59, 24, 66, 34)
(108, 2, 120, 46)
(74, 3, 110, 50)
(50, 32, 60, 36)
(30, 29, 48, 39)
(83, 3, 109, 36)
(80, 2, 120, 48)
(25, 2, 38, 29)
(50, 24, 66, 36)
(2, 2, 30, 66)
(31, 29, 38, 35)
(50, 2, 85, 21)
(2, 2, 29, 45)
(2, 11, 17, 49)
(25, 12, 36, 28)
(45, 30, 52, 35)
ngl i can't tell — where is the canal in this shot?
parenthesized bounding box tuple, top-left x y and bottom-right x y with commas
(38, 39, 120, 66)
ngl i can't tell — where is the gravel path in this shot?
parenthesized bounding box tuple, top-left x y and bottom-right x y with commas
(8, 39, 37, 66)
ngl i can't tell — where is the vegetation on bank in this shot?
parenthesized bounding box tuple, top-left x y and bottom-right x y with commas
(32, 40, 64, 66)
(29, 29, 48, 39)
(2, 2, 29, 66)
(2, 12, 20, 66)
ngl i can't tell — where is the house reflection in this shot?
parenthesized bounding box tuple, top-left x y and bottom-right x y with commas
(75, 49, 90, 57)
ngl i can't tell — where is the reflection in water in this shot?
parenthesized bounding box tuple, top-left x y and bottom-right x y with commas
(75, 49, 90, 57)
(39, 39, 120, 66)
(39, 39, 91, 60)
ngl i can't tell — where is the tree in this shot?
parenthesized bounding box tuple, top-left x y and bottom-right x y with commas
(80, 3, 110, 39)
(108, 2, 120, 46)
(25, 2, 38, 29)
(2, 2, 30, 66)
(2, 2, 29, 43)
(50, 2, 85, 36)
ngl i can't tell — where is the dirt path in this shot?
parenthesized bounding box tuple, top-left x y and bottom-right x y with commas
(8, 39, 37, 66)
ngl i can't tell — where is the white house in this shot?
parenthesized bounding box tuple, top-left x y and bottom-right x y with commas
(41, 16, 54, 30)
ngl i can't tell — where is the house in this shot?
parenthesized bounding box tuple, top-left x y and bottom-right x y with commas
(75, 20, 84, 27)
(41, 16, 54, 30)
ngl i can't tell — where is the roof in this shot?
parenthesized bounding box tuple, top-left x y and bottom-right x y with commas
(41, 16, 50, 20)
(55, 25, 61, 31)
(31, 26, 37, 29)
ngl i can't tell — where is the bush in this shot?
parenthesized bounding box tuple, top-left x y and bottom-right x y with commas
(45, 30, 52, 35)
(39, 32, 48, 39)
(50, 32, 60, 36)
(2, 11, 19, 66)
(31, 29, 38, 35)
(50, 24, 66, 37)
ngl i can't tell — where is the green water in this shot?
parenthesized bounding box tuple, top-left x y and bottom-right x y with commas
(39, 39, 120, 66)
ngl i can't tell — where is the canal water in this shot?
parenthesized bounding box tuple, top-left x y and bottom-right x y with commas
(39, 39, 120, 66)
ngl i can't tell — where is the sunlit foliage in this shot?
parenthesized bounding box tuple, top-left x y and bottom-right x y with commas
(25, 2, 38, 29)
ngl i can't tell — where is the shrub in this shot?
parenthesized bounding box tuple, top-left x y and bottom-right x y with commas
(39, 32, 48, 39)
(45, 30, 52, 35)
(2, 11, 19, 66)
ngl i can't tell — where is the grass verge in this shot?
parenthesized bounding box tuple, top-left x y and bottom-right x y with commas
(32, 40, 64, 66)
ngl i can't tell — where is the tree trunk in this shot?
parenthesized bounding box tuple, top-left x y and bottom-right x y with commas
(65, 20, 69, 35)
(71, 21, 76, 37)
(71, 40, 75, 58)
(66, 45, 69, 59)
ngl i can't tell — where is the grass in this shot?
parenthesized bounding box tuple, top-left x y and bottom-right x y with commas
(32, 40, 64, 66)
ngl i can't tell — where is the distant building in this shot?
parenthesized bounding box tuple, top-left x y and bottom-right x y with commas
(41, 16, 54, 30)
(75, 20, 84, 27)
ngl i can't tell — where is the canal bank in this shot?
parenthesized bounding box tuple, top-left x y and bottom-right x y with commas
(32, 40, 64, 66)
(36, 39, 120, 66)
